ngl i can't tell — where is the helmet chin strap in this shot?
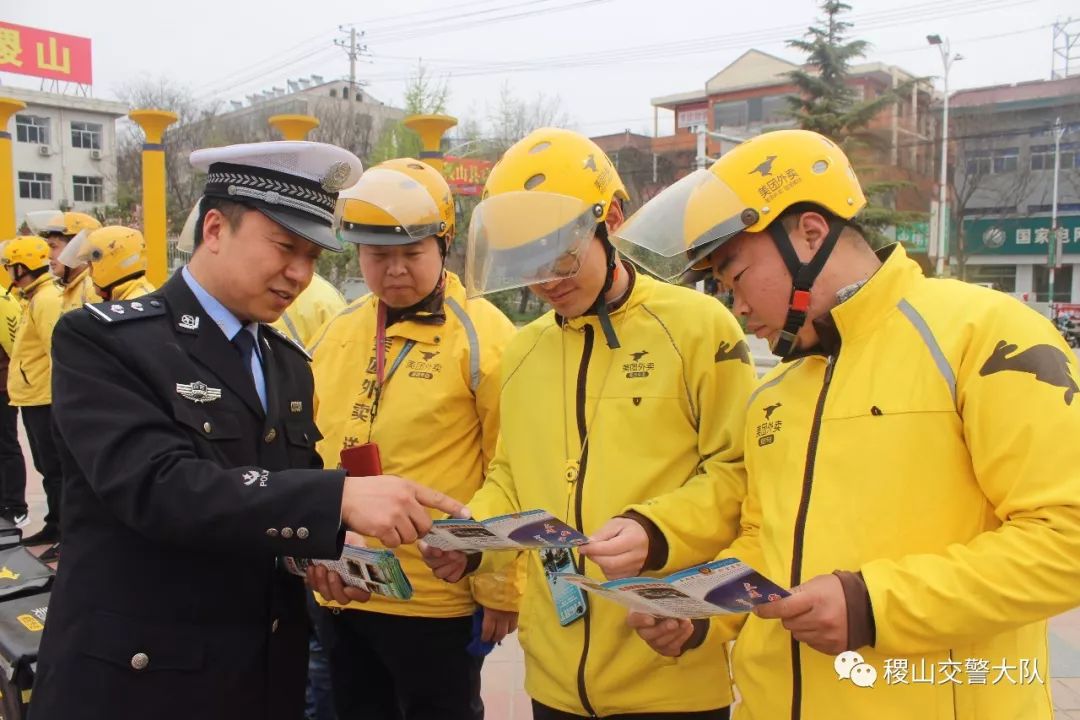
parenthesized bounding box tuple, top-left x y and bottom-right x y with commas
(767, 218, 847, 359)
(591, 228, 621, 350)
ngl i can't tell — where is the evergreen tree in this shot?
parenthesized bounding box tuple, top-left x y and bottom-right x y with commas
(786, 1, 925, 245)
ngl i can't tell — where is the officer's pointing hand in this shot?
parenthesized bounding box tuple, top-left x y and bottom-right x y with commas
(340, 475, 469, 548)
(753, 573, 848, 655)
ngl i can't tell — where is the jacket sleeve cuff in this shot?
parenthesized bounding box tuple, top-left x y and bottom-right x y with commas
(681, 618, 710, 655)
(834, 569, 876, 650)
(620, 510, 668, 573)
(464, 551, 483, 576)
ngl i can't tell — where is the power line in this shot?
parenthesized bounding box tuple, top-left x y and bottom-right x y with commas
(358, 0, 1036, 83)
(193, 45, 338, 103)
(192, 0, 1038, 105)
(360, 0, 618, 45)
(191, 0, 609, 104)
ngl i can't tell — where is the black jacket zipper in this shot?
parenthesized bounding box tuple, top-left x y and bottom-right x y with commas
(573, 324, 597, 718)
(789, 354, 837, 720)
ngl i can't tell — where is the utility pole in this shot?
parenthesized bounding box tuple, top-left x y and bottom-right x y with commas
(928, 34, 963, 278)
(1049, 117, 1066, 309)
(335, 25, 367, 92)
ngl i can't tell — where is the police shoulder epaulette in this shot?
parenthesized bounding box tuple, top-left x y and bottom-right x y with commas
(264, 324, 312, 360)
(83, 297, 167, 324)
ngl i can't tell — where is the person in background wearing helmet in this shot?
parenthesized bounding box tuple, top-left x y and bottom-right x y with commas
(59, 225, 156, 301)
(272, 272, 345, 348)
(422, 128, 754, 720)
(31, 141, 469, 720)
(617, 129, 1080, 720)
(26, 210, 101, 314)
(0, 236, 63, 550)
(0, 261, 27, 529)
(308, 158, 522, 720)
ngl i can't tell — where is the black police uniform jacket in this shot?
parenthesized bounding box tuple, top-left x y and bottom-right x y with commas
(31, 272, 346, 720)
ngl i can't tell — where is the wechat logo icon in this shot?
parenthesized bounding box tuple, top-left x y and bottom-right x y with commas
(835, 651, 877, 688)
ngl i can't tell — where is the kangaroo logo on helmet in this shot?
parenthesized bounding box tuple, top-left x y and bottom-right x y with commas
(750, 155, 778, 177)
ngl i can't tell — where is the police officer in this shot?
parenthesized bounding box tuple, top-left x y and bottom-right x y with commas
(30, 141, 467, 720)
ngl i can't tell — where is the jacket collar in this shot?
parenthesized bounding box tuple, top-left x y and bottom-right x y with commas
(161, 271, 266, 419)
(110, 275, 150, 301)
(385, 273, 446, 328)
(19, 273, 54, 301)
(558, 262, 641, 333)
(380, 271, 464, 345)
(59, 267, 89, 292)
(789, 243, 923, 359)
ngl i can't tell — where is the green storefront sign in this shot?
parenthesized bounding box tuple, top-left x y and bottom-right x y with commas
(882, 222, 930, 253)
(961, 216, 1080, 256)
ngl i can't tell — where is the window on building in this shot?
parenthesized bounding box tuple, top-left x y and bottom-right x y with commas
(747, 97, 763, 123)
(1034, 264, 1073, 303)
(329, 89, 337, 98)
(966, 264, 1017, 293)
(72, 175, 104, 203)
(761, 95, 790, 125)
(15, 115, 49, 144)
(713, 101, 747, 128)
(992, 148, 1019, 174)
(70, 121, 103, 150)
(17, 172, 52, 200)
(965, 151, 992, 177)
(1031, 143, 1079, 171)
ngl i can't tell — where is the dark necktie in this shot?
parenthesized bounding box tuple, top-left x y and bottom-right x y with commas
(232, 328, 258, 392)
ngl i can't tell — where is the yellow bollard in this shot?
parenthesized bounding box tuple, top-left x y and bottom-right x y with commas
(129, 109, 178, 287)
(268, 114, 320, 141)
(403, 114, 457, 173)
(0, 98, 27, 240)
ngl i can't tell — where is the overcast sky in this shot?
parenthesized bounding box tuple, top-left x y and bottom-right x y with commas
(3, 0, 1077, 138)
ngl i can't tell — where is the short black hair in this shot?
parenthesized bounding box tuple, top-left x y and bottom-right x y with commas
(194, 197, 251, 249)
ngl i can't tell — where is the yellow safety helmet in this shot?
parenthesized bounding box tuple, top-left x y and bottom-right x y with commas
(60, 226, 147, 291)
(613, 129, 866, 281)
(0, 242, 12, 290)
(465, 127, 629, 297)
(338, 158, 455, 248)
(25, 210, 102, 238)
(1, 236, 51, 274)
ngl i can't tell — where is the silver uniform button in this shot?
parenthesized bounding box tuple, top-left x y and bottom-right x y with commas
(296, 527, 309, 540)
(131, 652, 149, 671)
(271, 619, 279, 633)
(266, 528, 279, 538)
(203, 422, 212, 433)
(264, 429, 277, 443)
(281, 527, 294, 539)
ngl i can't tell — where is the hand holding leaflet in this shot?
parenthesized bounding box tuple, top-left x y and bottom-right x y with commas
(421, 509, 588, 552)
(284, 544, 414, 600)
(554, 557, 788, 619)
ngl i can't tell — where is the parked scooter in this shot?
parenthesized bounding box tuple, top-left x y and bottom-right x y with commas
(1055, 313, 1080, 348)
